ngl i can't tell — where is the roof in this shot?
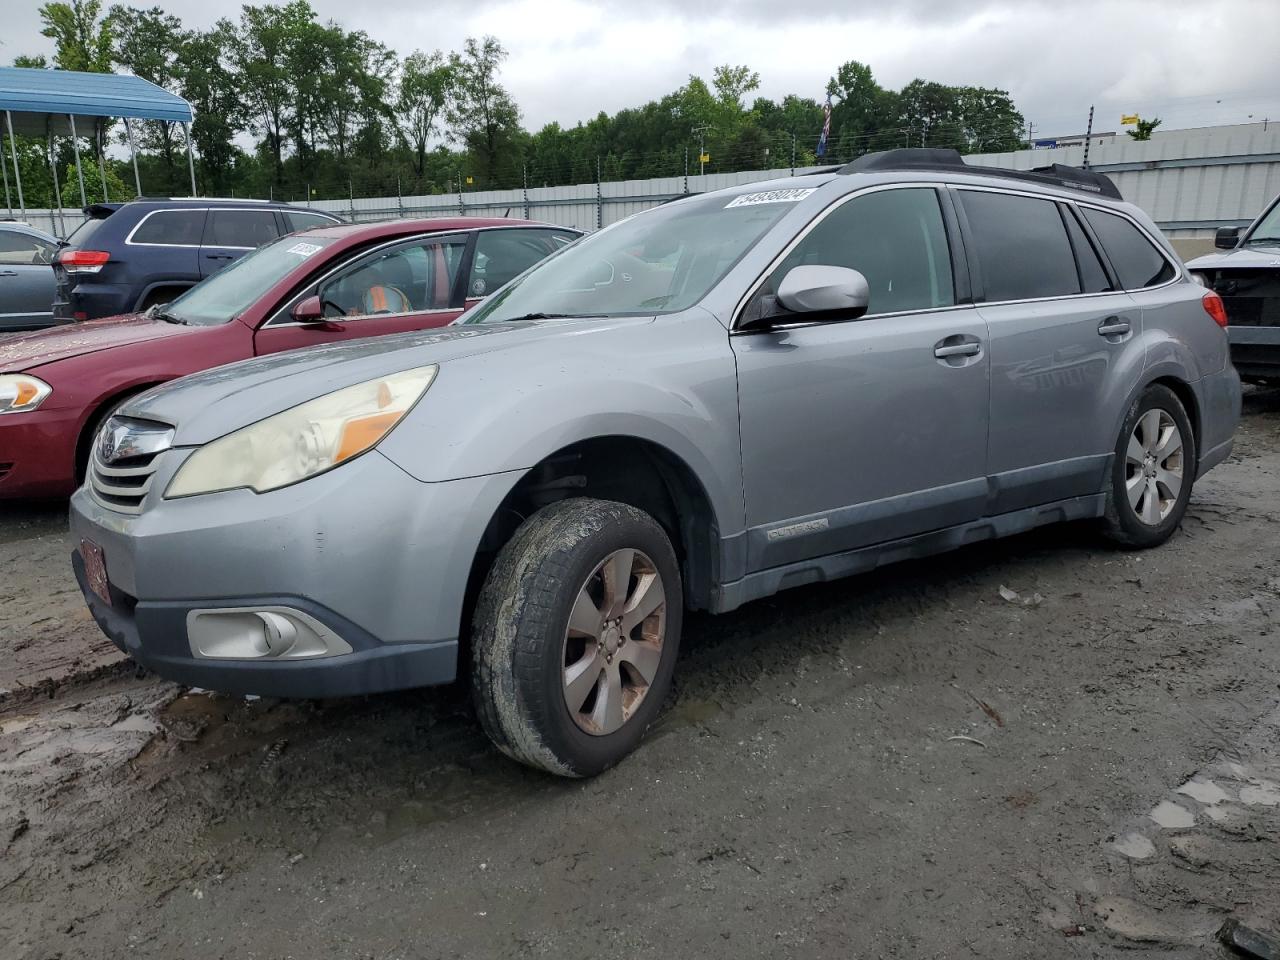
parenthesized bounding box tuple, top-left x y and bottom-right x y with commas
(303, 217, 566, 239)
(0, 67, 193, 137)
(840, 148, 1123, 201)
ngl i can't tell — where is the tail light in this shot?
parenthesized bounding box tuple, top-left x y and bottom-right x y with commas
(57, 250, 110, 275)
(1202, 290, 1229, 328)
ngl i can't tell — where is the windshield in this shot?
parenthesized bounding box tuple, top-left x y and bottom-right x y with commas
(1246, 199, 1280, 244)
(463, 190, 807, 323)
(164, 235, 336, 326)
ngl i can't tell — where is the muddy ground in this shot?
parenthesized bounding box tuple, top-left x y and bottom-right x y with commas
(2, 391, 1279, 960)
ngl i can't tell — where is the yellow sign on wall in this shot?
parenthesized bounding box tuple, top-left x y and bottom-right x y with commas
(465, 176, 474, 185)
(1121, 114, 1140, 125)
(699, 153, 710, 164)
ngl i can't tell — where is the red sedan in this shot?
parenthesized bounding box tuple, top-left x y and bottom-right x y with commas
(0, 217, 579, 499)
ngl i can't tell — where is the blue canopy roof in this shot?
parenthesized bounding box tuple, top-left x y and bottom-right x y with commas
(0, 67, 193, 137)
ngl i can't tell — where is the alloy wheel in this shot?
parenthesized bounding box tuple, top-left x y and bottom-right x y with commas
(562, 548, 667, 736)
(1125, 408, 1184, 525)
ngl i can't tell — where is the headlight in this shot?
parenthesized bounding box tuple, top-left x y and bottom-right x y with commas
(165, 365, 437, 498)
(0, 374, 53, 414)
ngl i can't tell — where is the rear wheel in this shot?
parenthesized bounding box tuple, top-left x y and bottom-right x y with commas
(470, 497, 681, 777)
(1102, 384, 1196, 548)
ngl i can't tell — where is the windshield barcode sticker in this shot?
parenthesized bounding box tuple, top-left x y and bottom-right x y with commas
(286, 241, 323, 257)
(726, 188, 816, 208)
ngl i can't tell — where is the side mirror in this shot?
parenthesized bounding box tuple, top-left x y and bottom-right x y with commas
(291, 294, 323, 323)
(738, 265, 871, 331)
(1215, 226, 1242, 250)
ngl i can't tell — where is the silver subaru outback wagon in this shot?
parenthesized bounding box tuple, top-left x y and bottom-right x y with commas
(70, 149, 1240, 777)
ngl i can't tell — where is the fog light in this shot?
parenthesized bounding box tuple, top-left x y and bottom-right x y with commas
(186, 607, 354, 661)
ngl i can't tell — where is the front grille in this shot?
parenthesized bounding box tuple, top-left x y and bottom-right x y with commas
(89, 449, 163, 514)
(87, 416, 175, 514)
(1221, 295, 1280, 327)
(1211, 269, 1280, 328)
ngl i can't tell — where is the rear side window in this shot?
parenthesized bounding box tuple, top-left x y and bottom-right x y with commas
(66, 215, 109, 248)
(759, 187, 954, 317)
(960, 190, 1079, 301)
(204, 210, 281, 249)
(1081, 208, 1175, 289)
(467, 228, 579, 298)
(285, 210, 337, 233)
(130, 210, 206, 246)
(0, 231, 54, 264)
(1063, 208, 1113, 293)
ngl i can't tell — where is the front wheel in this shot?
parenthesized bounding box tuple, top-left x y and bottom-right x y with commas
(1101, 384, 1196, 548)
(470, 497, 682, 777)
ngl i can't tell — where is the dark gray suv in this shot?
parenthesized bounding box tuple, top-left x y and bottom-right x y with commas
(71, 149, 1240, 776)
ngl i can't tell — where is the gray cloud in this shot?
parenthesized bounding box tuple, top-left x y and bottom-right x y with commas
(3, 0, 1277, 138)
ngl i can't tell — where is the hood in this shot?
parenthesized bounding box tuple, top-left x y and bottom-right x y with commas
(0, 314, 191, 372)
(1188, 242, 1280, 271)
(122, 317, 651, 444)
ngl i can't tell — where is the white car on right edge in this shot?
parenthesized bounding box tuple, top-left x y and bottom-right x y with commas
(1189, 192, 1280, 384)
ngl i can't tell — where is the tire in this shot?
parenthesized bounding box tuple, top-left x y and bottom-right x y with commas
(1101, 384, 1197, 548)
(471, 497, 682, 777)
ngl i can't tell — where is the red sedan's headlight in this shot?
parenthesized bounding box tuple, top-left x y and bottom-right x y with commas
(0, 374, 53, 414)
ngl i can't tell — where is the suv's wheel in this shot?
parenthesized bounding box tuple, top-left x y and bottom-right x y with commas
(1102, 384, 1196, 548)
(471, 497, 682, 777)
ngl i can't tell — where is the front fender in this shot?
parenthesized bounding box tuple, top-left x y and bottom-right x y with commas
(377, 311, 746, 538)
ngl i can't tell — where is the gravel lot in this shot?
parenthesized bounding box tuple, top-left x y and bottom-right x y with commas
(2, 389, 1279, 959)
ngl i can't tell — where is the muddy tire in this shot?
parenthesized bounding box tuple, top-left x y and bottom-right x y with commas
(470, 497, 682, 777)
(1101, 384, 1196, 548)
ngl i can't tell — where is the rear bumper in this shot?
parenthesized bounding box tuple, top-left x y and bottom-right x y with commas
(0, 406, 82, 498)
(56, 280, 133, 321)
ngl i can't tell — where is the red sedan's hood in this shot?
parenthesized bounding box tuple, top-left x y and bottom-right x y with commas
(0, 314, 193, 372)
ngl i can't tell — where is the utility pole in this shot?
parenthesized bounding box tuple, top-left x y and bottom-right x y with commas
(683, 146, 689, 194)
(522, 163, 529, 220)
(1025, 120, 1036, 147)
(1082, 105, 1095, 169)
(693, 123, 711, 177)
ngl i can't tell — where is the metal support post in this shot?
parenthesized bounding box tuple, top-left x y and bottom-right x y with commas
(124, 117, 142, 196)
(69, 114, 87, 210)
(6, 111, 25, 216)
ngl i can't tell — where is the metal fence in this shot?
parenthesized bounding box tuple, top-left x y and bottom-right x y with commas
(12, 121, 1280, 260)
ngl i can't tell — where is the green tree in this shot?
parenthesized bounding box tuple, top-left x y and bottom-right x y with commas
(62, 160, 134, 205)
(38, 0, 115, 72)
(227, 1, 315, 185)
(178, 26, 242, 192)
(110, 5, 185, 192)
(1127, 117, 1162, 141)
(12, 55, 51, 68)
(398, 50, 454, 178)
(447, 36, 521, 183)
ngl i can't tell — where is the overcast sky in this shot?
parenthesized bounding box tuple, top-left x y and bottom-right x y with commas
(5, 0, 1280, 140)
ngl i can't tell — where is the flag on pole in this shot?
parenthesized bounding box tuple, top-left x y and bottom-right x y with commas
(816, 94, 832, 158)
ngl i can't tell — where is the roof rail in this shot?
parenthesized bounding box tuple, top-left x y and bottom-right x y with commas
(838, 148, 1122, 201)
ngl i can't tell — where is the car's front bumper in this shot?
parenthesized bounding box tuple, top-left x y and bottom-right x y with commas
(1228, 325, 1280, 379)
(0, 405, 82, 498)
(69, 449, 525, 698)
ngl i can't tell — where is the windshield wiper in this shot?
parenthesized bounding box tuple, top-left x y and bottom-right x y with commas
(145, 303, 185, 325)
(499, 312, 582, 323)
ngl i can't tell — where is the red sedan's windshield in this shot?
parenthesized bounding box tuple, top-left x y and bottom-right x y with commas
(163, 235, 336, 326)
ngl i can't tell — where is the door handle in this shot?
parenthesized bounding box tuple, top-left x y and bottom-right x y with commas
(0, 269, 16, 277)
(1097, 316, 1131, 336)
(205, 253, 234, 260)
(934, 342, 981, 359)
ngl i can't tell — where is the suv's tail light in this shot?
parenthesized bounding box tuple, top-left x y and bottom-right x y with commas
(57, 250, 110, 275)
(1202, 290, 1229, 328)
